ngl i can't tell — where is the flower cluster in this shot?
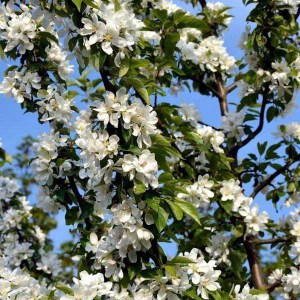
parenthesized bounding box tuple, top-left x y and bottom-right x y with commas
(220, 179, 269, 235)
(222, 111, 245, 141)
(282, 267, 300, 297)
(177, 35, 236, 73)
(234, 284, 269, 300)
(178, 174, 214, 208)
(0, 176, 61, 277)
(93, 87, 159, 148)
(205, 231, 231, 266)
(87, 199, 154, 278)
(180, 101, 201, 127)
(196, 125, 225, 153)
(0, 259, 52, 299)
(0, 176, 19, 203)
(0, 3, 37, 54)
(238, 57, 300, 102)
(0, 70, 41, 104)
(278, 0, 300, 14)
(274, 122, 300, 141)
(118, 150, 159, 188)
(206, 2, 232, 30)
(181, 248, 221, 299)
(78, 2, 143, 62)
(31, 131, 68, 185)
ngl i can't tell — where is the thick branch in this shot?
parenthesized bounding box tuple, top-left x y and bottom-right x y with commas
(250, 153, 300, 198)
(199, 0, 206, 8)
(244, 236, 266, 289)
(215, 72, 228, 116)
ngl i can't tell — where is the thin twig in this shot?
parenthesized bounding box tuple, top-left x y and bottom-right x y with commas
(267, 280, 282, 293)
(229, 93, 268, 156)
(255, 236, 291, 245)
(186, 75, 220, 98)
(295, 5, 300, 19)
(68, 176, 85, 211)
(225, 80, 240, 94)
(250, 154, 300, 198)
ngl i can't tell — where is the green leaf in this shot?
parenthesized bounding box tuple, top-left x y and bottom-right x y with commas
(82, 0, 99, 9)
(72, 0, 82, 10)
(68, 37, 78, 51)
(37, 31, 59, 44)
(114, 0, 121, 11)
(151, 134, 171, 146)
(119, 57, 130, 77)
(126, 78, 151, 105)
(219, 200, 233, 215)
(133, 179, 146, 195)
(79, 202, 94, 220)
(257, 141, 267, 155)
(169, 256, 195, 265)
(166, 200, 183, 221)
(158, 172, 174, 183)
(165, 265, 177, 276)
(154, 207, 169, 232)
(183, 290, 202, 300)
(0, 148, 12, 164)
(174, 199, 201, 225)
(65, 206, 79, 225)
(56, 284, 74, 296)
(266, 106, 278, 123)
(90, 52, 107, 70)
(4, 65, 18, 76)
(233, 224, 244, 238)
(0, 44, 4, 60)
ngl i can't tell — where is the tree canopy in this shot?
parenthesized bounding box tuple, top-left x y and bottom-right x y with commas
(1, 0, 300, 299)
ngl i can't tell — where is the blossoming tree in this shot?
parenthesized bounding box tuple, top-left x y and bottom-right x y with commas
(1, 0, 300, 298)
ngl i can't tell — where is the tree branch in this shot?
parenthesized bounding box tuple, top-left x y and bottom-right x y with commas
(100, 68, 117, 94)
(185, 74, 220, 98)
(267, 280, 282, 293)
(215, 72, 228, 116)
(199, 0, 207, 8)
(244, 236, 266, 289)
(255, 236, 291, 245)
(295, 5, 300, 19)
(68, 176, 85, 211)
(250, 153, 300, 198)
(225, 80, 240, 94)
(228, 93, 268, 156)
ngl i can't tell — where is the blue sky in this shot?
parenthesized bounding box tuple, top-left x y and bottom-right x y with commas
(0, 0, 299, 253)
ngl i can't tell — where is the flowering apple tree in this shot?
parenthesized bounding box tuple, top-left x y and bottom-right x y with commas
(1, 0, 300, 299)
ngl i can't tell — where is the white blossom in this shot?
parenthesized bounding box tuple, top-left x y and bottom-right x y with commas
(205, 232, 231, 265)
(268, 269, 283, 285)
(222, 111, 245, 141)
(196, 125, 225, 153)
(178, 174, 214, 208)
(234, 284, 269, 300)
(282, 267, 300, 295)
(119, 150, 158, 188)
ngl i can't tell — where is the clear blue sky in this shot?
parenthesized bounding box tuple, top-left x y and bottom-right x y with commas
(0, 0, 299, 253)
